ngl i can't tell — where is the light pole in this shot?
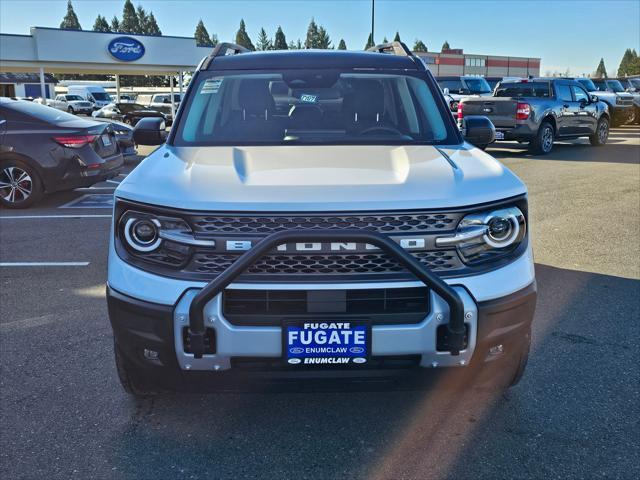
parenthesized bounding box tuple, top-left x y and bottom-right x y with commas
(371, 0, 375, 45)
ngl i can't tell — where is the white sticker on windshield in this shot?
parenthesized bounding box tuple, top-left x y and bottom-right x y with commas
(201, 77, 223, 94)
(300, 94, 318, 103)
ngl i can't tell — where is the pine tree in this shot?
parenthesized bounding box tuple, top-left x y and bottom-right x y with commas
(273, 26, 288, 50)
(364, 33, 374, 50)
(441, 40, 450, 51)
(120, 0, 141, 34)
(210, 33, 218, 47)
(317, 26, 332, 49)
(194, 19, 213, 47)
(337, 39, 347, 50)
(393, 31, 401, 42)
(137, 6, 148, 34)
(595, 58, 608, 78)
(256, 28, 272, 51)
(235, 19, 255, 51)
(617, 48, 638, 77)
(92, 15, 110, 33)
(111, 16, 120, 33)
(297, 39, 303, 49)
(383, 36, 389, 43)
(288, 40, 298, 50)
(60, 0, 82, 30)
(305, 18, 320, 49)
(146, 12, 161, 36)
(413, 39, 428, 52)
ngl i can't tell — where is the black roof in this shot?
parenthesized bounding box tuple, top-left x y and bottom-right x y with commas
(206, 49, 420, 71)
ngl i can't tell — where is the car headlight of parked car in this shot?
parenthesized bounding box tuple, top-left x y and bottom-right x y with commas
(435, 206, 526, 264)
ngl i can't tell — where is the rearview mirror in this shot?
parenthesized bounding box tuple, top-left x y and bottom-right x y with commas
(133, 117, 166, 146)
(443, 87, 450, 96)
(461, 115, 495, 148)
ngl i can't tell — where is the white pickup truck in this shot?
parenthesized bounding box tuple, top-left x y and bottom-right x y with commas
(50, 94, 94, 115)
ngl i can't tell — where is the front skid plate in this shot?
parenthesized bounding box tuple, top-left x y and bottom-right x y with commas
(173, 287, 477, 371)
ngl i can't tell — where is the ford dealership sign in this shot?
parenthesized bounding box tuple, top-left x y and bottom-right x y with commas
(107, 37, 145, 62)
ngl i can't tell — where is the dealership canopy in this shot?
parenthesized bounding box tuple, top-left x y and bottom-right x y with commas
(0, 27, 212, 101)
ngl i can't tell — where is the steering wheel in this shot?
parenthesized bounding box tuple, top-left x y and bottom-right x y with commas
(358, 125, 404, 137)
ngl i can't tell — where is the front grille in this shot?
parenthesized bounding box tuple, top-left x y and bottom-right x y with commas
(190, 212, 461, 235)
(223, 287, 430, 326)
(189, 250, 462, 276)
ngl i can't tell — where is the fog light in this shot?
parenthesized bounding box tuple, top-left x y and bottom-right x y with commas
(143, 348, 159, 360)
(489, 344, 504, 356)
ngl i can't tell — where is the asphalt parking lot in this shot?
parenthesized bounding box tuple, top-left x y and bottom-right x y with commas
(1, 127, 639, 479)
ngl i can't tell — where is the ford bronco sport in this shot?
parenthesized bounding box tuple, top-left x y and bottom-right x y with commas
(107, 42, 537, 395)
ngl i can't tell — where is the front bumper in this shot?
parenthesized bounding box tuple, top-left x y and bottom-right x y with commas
(107, 281, 536, 377)
(609, 104, 634, 124)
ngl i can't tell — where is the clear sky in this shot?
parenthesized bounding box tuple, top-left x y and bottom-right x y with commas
(1, 0, 638, 76)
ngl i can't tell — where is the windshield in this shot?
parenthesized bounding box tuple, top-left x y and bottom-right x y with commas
(495, 82, 551, 98)
(91, 92, 111, 101)
(174, 70, 456, 146)
(437, 79, 464, 93)
(606, 80, 625, 92)
(118, 103, 146, 113)
(463, 77, 492, 94)
(577, 78, 597, 91)
(630, 78, 640, 89)
(591, 80, 608, 91)
(66, 95, 83, 101)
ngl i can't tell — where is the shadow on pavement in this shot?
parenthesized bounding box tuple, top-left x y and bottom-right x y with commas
(489, 140, 640, 164)
(103, 264, 639, 479)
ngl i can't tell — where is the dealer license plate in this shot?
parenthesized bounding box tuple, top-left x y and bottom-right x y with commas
(101, 134, 112, 146)
(494, 131, 505, 140)
(285, 321, 369, 366)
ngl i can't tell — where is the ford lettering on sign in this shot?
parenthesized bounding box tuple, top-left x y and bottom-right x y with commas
(108, 36, 145, 62)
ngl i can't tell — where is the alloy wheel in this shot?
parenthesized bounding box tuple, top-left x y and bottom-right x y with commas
(0, 166, 33, 204)
(542, 127, 554, 153)
(598, 121, 609, 143)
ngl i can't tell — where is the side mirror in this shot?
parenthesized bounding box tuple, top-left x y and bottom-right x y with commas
(461, 115, 495, 148)
(443, 87, 450, 96)
(590, 94, 598, 103)
(133, 117, 166, 146)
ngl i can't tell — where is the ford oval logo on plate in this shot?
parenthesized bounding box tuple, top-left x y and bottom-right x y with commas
(108, 36, 145, 62)
(289, 347, 304, 354)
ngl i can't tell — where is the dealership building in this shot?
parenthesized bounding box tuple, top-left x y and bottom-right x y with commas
(0, 27, 541, 99)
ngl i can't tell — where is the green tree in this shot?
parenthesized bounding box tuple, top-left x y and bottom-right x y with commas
(136, 6, 148, 34)
(393, 31, 401, 42)
(235, 19, 255, 51)
(60, 0, 82, 30)
(146, 12, 161, 36)
(383, 36, 388, 43)
(364, 33, 374, 49)
(337, 39, 347, 50)
(595, 58, 608, 78)
(305, 18, 320, 48)
(441, 40, 450, 51)
(617, 48, 639, 77)
(120, 0, 140, 34)
(413, 39, 428, 52)
(92, 15, 110, 33)
(210, 32, 218, 46)
(110, 16, 120, 33)
(256, 28, 272, 51)
(273, 26, 288, 50)
(194, 19, 213, 47)
(317, 26, 332, 49)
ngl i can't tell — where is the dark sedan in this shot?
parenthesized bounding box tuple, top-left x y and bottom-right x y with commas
(0, 98, 123, 208)
(89, 117, 137, 158)
(92, 102, 166, 127)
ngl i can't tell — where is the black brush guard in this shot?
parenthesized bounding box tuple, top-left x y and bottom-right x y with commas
(188, 229, 466, 359)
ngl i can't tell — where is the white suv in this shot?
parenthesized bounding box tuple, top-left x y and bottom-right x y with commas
(107, 42, 536, 395)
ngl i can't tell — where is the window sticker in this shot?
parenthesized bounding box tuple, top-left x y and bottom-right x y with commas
(200, 77, 223, 94)
(300, 94, 318, 103)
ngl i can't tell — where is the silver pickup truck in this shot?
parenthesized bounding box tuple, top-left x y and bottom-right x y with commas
(458, 78, 610, 154)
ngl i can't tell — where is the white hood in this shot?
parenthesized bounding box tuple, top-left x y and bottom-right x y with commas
(116, 144, 527, 211)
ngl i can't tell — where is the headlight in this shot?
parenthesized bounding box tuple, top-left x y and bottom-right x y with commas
(117, 209, 214, 267)
(436, 206, 526, 264)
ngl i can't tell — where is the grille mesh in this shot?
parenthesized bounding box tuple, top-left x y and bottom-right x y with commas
(190, 212, 461, 235)
(189, 250, 462, 276)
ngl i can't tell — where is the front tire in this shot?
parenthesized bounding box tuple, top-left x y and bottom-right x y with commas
(590, 117, 609, 146)
(0, 159, 44, 209)
(67, 106, 75, 114)
(529, 121, 555, 155)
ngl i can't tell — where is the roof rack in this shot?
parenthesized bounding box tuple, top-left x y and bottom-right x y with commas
(366, 41, 414, 57)
(201, 42, 250, 70)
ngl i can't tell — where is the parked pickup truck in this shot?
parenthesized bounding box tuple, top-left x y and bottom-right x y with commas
(573, 78, 635, 127)
(50, 94, 94, 115)
(135, 93, 182, 125)
(458, 78, 610, 154)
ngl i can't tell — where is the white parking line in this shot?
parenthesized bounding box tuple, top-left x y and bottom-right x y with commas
(0, 214, 111, 219)
(0, 262, 90, 267)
